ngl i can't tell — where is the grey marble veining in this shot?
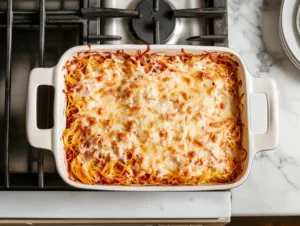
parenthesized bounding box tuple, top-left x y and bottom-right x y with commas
(229, 0, 300, 215)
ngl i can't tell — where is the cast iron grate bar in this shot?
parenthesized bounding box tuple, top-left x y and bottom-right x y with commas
(0, 10, 81, 25)
(205, 0, 222, 46)
(0, 10, 79, 16)
(37, 0, 46, 188)
(82, 0, 88, 45)
(153, 0, 159, 12)
(4, 0, 13, 188)
(46, 16, 86, 24)
(173, 8, 226, 18)
(187, 35, 227, 42)
(0, 13, 84, 25)
(153, 18, 160, 44)
(152, 0, 160, 44)
(81, 8, 139, 19)
(88, 35, 122, 41)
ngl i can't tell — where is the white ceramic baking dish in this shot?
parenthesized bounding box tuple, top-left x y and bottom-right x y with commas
(26, 45, 279, 191)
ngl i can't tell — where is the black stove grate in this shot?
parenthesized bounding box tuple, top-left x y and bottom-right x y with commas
(0, 0, 228, 190)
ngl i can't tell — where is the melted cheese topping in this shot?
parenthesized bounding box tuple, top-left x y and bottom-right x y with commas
(63, 48, 246, 186)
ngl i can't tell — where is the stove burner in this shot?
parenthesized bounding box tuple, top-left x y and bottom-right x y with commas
(131, 0, 176, 44)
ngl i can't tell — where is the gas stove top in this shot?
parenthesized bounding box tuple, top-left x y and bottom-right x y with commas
(82, 0, 228, 45)
(0, 1, 230, 225)
(0, 0, 228, 190)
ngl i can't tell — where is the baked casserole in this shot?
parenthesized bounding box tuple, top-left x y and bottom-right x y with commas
(62, 46, 246, 186)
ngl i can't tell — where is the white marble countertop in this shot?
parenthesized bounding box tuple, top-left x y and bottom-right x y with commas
(0, 0, 299, 219)
(230, 0, 300, 216)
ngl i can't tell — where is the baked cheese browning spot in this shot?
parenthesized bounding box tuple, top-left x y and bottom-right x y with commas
(63, 48, 246, 186)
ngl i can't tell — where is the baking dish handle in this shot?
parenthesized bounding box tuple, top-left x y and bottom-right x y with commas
(251, 77, 279, 153)
(26, 67, 54, 151)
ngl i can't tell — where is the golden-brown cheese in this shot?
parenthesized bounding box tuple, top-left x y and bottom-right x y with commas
(63, 50, 245, 185)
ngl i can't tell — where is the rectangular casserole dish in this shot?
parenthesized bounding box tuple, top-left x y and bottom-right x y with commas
(26, 45, 279, 191)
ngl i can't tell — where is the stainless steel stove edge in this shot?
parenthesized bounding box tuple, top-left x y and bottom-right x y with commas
(0, 218, 230, 226)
